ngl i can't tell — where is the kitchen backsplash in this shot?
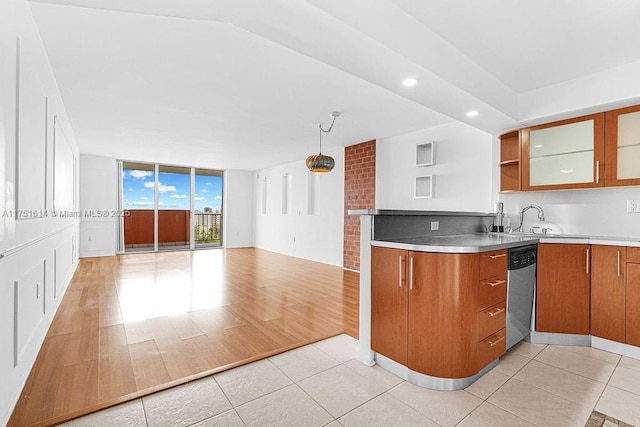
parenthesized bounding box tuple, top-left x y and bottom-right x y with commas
(499, 187, 640, 237)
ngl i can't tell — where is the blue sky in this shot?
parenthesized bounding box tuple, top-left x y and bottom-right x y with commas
(123, 169, 222, 212)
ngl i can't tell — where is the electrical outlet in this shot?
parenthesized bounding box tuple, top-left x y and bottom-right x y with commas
(628, 200, 640, 213)
(430, 221, 439, 231)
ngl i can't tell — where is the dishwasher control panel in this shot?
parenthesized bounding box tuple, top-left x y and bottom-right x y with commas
(508, 245, 537, 270)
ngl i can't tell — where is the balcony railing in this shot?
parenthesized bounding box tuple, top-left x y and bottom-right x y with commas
(123, 210, 222, 249)
(194, 212, 222, 245)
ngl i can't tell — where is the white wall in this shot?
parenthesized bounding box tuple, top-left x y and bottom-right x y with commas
(376, 121, 494, 212)
(224, 169, 254, 248)
(499, 187, 640, 237)
(253, 150, 344, 266)
(79, 154, 117, 257)
(0, 1, 80, 424)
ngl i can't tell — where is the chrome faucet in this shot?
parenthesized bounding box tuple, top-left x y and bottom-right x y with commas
(514, 205, 545, 232)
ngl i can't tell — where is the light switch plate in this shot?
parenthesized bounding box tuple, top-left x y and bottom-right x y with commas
(627, 200, 640, 213)
(431, 221, 439, 231)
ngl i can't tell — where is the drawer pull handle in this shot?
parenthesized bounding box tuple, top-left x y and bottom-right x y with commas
(488, 254, 507, 259)
(586, 249, 590, 274)
(488, 307, 505, 317)
(488, 279, 506, 287)
(617, 250, 621, 278)
(488, 335, 505, 347)
(399, 255, 404, 287)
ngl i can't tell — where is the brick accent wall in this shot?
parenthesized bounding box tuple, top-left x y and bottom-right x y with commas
(344, 140, 376, 271)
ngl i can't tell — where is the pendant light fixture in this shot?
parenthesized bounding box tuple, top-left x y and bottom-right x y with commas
(306, 111, 341, 173)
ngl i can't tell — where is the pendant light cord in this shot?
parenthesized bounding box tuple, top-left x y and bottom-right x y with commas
(318, 112, 339, 155)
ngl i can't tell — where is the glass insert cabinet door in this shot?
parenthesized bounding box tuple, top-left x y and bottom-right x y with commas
(606, 105, 640, 186)
(521, 113, 605, 191)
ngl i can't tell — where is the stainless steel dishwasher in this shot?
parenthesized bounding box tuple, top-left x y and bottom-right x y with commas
(506, 245, 537, 350)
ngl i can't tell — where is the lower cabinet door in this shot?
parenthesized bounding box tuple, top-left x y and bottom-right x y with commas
(408, 252, 478, 378)
(591, 245, 626, 342)
(371, 246, 408, 365)
(627, 263, 640, 347)
(536, 243, 591, 334)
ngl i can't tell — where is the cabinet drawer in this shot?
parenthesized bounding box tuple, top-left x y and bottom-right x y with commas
(628, 247, 640, 264)
(479, 250, 508, 279)
(477, 328, 506, 370)
(478, 301, 507, 341)
(478, 275, 507, 310)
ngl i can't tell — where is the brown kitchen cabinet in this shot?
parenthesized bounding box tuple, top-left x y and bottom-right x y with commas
(371, 246, 507, 379)
(536, 243, 591, 334)
(627, 257, 640, 347)
(605, 105, 640, 187)
(371, 246, 408, 365)
(499, 130, 521, 192)
(521, 113, 605, 192)
(591, 245, 626, 342)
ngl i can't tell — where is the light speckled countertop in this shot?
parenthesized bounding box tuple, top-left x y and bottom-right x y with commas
(372, 232, 640, 253)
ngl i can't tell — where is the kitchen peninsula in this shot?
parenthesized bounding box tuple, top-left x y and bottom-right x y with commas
(352, 209, 640, 391)
(351, 209, 538, 390)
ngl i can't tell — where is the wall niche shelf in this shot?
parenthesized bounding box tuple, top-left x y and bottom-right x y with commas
(414, 175, 433, 198)
(416, 141, 436, 167)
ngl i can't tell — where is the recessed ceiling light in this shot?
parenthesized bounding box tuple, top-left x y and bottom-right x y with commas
(560, 169, 574, 174)
(466, 110, 479, 118)
(402, 78, 417, 87)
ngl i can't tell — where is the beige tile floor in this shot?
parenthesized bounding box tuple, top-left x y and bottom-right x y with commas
(61, 334, 640, 427)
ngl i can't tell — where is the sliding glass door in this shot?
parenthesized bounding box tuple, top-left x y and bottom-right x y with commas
(157, 165, 191, 251)
(194, 169, 223, 248)
(118, 162, 223, 253)
(121, 161, 156, 252)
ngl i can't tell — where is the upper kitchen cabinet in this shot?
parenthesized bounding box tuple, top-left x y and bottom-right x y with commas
(521, 113, 605, 191)
(499, 130, 521, 192)
(605, 105, 640, 186)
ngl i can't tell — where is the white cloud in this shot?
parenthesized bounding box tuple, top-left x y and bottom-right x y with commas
(143, 181, 176, 192)
(215, 196, 222, 200)
(205, 182, 212, 186)
(128, 188, 134, 192)
(129, 170, 154, 179)
(170, 194, 187, 199)
(123, 201, 153, 207)
(195, 196, 206, 202)
(159, 184, 176, 193)
(201, 189, 208, 193)
(140, 196, 148, 200)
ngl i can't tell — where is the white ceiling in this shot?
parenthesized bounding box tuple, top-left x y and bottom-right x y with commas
(27, 0, 640, 171)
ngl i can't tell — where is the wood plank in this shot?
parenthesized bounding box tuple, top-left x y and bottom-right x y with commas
(128, 339, 171, 390)
(98, 324, 137, 401)
(147, 316, 201, 381)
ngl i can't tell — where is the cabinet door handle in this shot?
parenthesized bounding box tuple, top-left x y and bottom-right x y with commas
(488, 335, 505, 347)
(596, 160, 600, 184)
(617, 250, 621, 278)
(398, 255, 404, 287)
(409, 257, 414, 291)
(586, 248, 590, 274)
(488, 307, 505, 317)
(488, 279, 506, 287)
(489, 253, 507, 259)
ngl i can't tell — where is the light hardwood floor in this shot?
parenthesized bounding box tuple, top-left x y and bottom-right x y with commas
(9, 248, 359, 426)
